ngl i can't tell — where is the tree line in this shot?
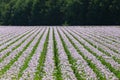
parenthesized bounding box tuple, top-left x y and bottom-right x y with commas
(0, 0, 120, 25)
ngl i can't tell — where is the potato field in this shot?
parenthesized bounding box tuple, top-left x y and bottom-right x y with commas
(0, 26, 120, 80)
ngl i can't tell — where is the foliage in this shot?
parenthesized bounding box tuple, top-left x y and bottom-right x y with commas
(0, 0, 120, 25)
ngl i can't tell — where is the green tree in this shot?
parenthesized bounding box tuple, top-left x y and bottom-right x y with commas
(30, 0, 46, 25)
